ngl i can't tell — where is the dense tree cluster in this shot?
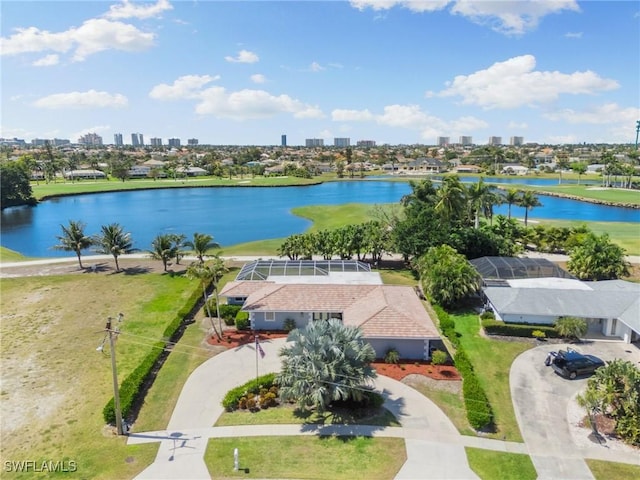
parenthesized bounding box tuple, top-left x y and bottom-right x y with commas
(0, 160, 36, 209)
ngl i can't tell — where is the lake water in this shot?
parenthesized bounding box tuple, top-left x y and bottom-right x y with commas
(1, 181, 638, 258)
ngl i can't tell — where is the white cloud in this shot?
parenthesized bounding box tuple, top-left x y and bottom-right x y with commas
(543, 103, 640, 125)
(33, 90, 128, 109)
(149, 75, 219, 100)
(251, 74, 266, 84)
(0, 19, 156, 62)
(331, 103, 487, 138)
(351, 0, 579, 35)
(32, 54, 59, 67)
(104, 0, 173, 20)
(437, 55, 619, 109)
(309, 61, 325, 72)
(224, 49, 259, 63)
(450, 0, 580, 35)
(564, 31, 582, 39)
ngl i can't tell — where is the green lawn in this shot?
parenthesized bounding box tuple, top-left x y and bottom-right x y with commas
(536, 219, 640, 255)
(205, 436, 406, 480)
(586, 459, 640, 480)
(465, 447, 537, 480)
(526, 184, 640, 206)
(30, 176, 320, 201)
(452, 311, 532, 441)
(0, 246, 28, 262)
(0, 273, 198, 479)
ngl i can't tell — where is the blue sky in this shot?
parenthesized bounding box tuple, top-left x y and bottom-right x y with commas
(1, 1, 639, 146)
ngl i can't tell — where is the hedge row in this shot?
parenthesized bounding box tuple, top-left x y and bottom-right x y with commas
(222, 373, 277, 411)
(103, 279, 208, 426)
(481, 319, 560, 338)
(433, 306, 493, 431)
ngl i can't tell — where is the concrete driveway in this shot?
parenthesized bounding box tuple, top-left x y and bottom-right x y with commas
(510, 341, 640, 480)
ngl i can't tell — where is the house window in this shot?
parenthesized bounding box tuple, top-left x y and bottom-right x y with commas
(265, 312, 275, 322)
(312, 312, 343, 321)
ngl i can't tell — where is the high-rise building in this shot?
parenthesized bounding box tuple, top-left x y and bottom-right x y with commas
(510, 136, 524, 146)
(281, 134, 287, 147)
(437, 136, 450, 147)
(459, 136, 473, 146)
(150, 137, 163, 147)
(334, 137, 350, 147)
(114, 133, 123, 146)
(305, 138, 324, 147)
(356, 140, 376, 147)
(78, 132, 103, 146)
(488, 136, 502, 146)
(168, 138, 181, 147)
(187, 138, 198, 146)
(131, 133, 143, 146)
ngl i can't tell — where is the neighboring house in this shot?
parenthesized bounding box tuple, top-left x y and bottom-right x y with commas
(177, 166, 207, 177)
(453, 164, 482, 174)
(220, 260, 442, 360)
(502, 164, 529, 175)
(63, 169, 107, 180)
(472, 256, 640, 344)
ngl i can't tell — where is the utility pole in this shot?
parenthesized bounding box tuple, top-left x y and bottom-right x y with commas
(98, 313, 125, 435)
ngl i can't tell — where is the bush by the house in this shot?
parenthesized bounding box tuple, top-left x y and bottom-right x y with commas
(430, 349, 448, 365)
(480, 310, 495, 320)
(219, 304, 242, 326)
(433, 305, 459, 347)
(454, 345, 493, 430)
(384, 348, 400, 364)
(283, 318, 297, 332)
(222, 373, 277, 411)
(481, 319, 559, 339)
(235, 311, 249, 330)
(532, 330, 546, 340)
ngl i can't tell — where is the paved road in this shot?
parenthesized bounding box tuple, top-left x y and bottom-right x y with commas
(510, 342, 640, 480)
(128, 337, 524, 480)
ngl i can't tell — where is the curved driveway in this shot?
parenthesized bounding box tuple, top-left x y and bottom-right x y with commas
(128, 337, 521, 479)
(510, 342, 640, 479)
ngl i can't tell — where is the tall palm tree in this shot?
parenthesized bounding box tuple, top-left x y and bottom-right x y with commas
(519, 190, 542, 227)
(186, 256, 228, 339)
(503, 188, 520, 220)
(435, 175, 467, 225)
(169, 233, 187, 265)
(467, 178, 493, 229)
(53, 220, 94, 269)
(184, 232, 220, 263)
(94, 223, 134, 272)
(148, 234, 177, 272)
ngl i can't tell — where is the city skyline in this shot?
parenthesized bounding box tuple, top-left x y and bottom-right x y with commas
(1, 1, 638, 146)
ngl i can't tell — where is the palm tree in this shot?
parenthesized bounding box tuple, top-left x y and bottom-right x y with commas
(518, 190, 542, 227)
(184, 232, 219, 263)
(148, 234, 177, 272)
(435, 175, 467, 225)
(277, 318, 377, 413)
(503, 188, 520, 220)
(53, 220, 94, 269)
(170, 233, 187, 265)
(186, 256, 228, 339)
(94, 223, 134, 272)
(467, 177, 493, 229)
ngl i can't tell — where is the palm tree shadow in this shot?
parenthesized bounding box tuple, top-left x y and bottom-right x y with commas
(120, 265, 153, 275)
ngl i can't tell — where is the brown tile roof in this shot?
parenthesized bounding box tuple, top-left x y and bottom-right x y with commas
(241, 283, 439, 340)
(219, 280, 275, 298)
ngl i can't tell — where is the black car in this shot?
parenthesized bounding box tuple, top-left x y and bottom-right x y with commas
(550, 349, 605, 379)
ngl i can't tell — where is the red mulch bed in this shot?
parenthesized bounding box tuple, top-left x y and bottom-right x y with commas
(372, 361, 461, 382)
(206, 330, 288, 348)
(206, 330, 461, 382)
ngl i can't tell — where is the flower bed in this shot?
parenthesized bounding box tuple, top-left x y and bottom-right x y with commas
(372, 361, 461, 382)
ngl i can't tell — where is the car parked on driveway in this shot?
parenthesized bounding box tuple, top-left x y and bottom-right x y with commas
(550, 349, 605, 379)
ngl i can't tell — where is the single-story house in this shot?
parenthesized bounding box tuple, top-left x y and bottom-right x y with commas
(471, 256, 640, 344)
(219, 260, 442, 360)
(63, 169, 107, 180)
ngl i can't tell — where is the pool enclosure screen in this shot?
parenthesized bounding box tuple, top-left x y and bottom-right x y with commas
(235, 259, 372, 281)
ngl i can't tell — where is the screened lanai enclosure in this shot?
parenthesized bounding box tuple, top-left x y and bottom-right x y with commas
(470, 256, 575, 287)
(235, 259, 373, 281)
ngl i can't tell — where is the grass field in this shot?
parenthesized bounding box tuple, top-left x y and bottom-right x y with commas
(0, 246, 28, 262)
(586, 459, 640, 480)
(527, 184, 640, 206)
(451, 311, 532, 442)
(465, 447, 537, 480)
(205, 436, 406, 480)
(0, 272, 198, 479)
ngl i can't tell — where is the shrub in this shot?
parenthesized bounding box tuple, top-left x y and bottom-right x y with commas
(532, 330, 546, 340)
(481, 319, 559, 338)
(431, 349, 448, 365)
(235, 311, 249, 330)
(480, 310, 495, 320)
(219, 304, 241, 324)
(462, 374, 493, 430)
(222, 373, 277, 411)
(259, 392, 278, 409)
(555, 316, 588, 340)
(283, 318, 297, 332)
(246, 397, 257, 410)
(384, 348, 400, 364)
